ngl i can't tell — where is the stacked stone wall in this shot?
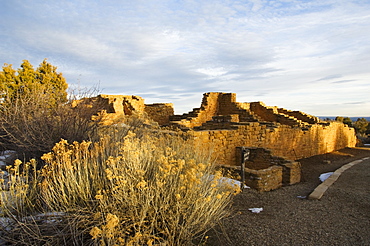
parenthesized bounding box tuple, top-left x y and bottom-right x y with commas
(74, 92, 357, 168)
(170, 92, 258, 129)
(73, 95, 174, 126)
(72, 94, 145, 125)
(192, 121, 356, 165)
(217, 93, 238, 115)
(225, 147, 301, 191)
(249, 102, 305, 126)
(281, 162, 301, 185)
(277, 108, 319, 124)
(170, 92, 221, 128)
(144, 103, 174, 126)
(244, 166, 283, 192)
(72, 92, 356, 191)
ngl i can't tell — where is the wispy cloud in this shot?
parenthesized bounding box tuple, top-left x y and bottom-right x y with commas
(0, 0, 369, 116)
(317, 75, 343, 81)
(331, 80, 356, 84)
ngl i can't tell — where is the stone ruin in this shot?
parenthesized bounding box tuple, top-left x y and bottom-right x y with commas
(235, 147, 301, 191)
(74, 92, 357, 191)
(71, 94, 174, 126)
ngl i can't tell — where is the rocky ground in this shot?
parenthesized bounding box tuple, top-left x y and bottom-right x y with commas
(205, 147, 370, 246)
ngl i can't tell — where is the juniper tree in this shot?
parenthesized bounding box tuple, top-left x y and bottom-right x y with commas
(0, 59, 68, 107)
(0, 60, 96, 158)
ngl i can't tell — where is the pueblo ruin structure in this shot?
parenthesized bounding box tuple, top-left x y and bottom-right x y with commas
(75, 92, 357, 191)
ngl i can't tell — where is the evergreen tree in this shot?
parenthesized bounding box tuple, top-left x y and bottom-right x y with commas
(0, 59, 68, 106)
(335, 116, 352, 127)
(343, 117, 353, 127)
(353, 118, 369, 135)
(0, 59, 70, 155)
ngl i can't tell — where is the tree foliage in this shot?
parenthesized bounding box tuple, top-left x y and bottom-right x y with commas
(0, 59, 68, 107)
(0, 60, 97, 158)
(353, 118, 369, 135)
(335, 116, 352, 127)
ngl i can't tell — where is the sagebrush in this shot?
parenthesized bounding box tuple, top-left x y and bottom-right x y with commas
(1, 126, 239, 245)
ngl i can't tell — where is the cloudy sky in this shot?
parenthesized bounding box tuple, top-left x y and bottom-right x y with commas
(1, 0, 369, 116)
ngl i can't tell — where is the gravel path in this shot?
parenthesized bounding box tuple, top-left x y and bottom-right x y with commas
(206, 147, 370, 246)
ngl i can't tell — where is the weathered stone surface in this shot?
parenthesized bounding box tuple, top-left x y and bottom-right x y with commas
(73, 94, 174, 126)
(178, 92, 357, 164)
(191, 121, 356, 165)
(71, 91, 357, 191)
(281, 162, 301, 185)
(144, 103, 174, 126)
(74, 91, 356, 165)
(234, 147, 300, 191)
(245, 165, 283, 192)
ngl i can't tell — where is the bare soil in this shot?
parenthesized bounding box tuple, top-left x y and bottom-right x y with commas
(205, 147, 370, 246)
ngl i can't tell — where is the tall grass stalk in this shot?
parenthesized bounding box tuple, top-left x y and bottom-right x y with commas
(1, 126, 239, 245)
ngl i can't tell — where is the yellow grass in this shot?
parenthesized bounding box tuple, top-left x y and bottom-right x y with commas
(1, 124, 240, 245)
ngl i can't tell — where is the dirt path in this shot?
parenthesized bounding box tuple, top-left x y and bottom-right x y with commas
(206, 147, 370, 246)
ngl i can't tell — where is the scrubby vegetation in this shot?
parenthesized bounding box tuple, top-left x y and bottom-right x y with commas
(335, 116, 370, 135)
(0, 60, 239, 245)
(335, 117, 370, 144)
(0, 60, 99, 159)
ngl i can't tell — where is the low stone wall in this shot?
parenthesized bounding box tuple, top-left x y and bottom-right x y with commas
(281, 162, 301, 185)
(70, 92, 356, 191)
(144, 103, 174, 126)
(233, 147, 300, 191)
(73, 92, 357, 168)
(73, 95, 175, 126)
(245, 165, 283, 192)
(192, 121, 356, 164)
(277, 108, 319, 124)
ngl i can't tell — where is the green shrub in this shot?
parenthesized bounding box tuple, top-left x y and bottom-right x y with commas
(0, 59, 68, 106)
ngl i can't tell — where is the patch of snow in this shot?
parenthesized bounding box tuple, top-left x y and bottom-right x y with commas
(206, 175, 250, 189)
(31, 212, 65, 223)
(0, 217, 13, 231)
(0, 150, 16, 160)
(0, 161, 6, 168)
(319, 172, 334, 182)
(34, 212, 66, 218)
(113, 123, 129, 128)
(219, 177, 250, 189)
(248, 208, 263, 213)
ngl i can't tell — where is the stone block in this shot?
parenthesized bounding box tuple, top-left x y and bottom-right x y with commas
(281, 162, 301, 185)
(244, 166, 283, 192)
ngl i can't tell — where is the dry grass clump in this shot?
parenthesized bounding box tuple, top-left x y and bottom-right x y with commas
(1, 126, 240, 245)
(0, 86, 99, 159)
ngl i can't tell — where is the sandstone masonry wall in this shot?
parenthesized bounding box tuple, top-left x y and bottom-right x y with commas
(73, 92, 356, 191)
(144, 103, 174, 126)
(228, 147, 301, 191)
(277, 108, 319, 124)
(75, 92, 356, 167)
(170, 92, 261, 129)
(245, 166, 283, 192)
(73, 95, 174, 126)
(249, 102, 307, 126)
(169, 92, 220, 128)
(192, 121, 356, 165)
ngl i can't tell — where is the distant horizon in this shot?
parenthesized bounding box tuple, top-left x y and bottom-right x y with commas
(318, 116, 370, 120)
(1, 0, 369, 117)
